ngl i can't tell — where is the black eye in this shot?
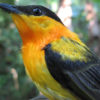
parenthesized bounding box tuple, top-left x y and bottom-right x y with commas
(33, 8, 42, 16)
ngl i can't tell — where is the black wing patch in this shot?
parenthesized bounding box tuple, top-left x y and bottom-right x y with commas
(44, 44, 100, 100)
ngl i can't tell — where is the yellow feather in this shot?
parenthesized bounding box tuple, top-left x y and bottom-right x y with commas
(22, 42, 79, 100)
(11, 14, 82, 100)
(51, 37, 89, 62)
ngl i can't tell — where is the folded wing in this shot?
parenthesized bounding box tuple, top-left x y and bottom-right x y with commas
(44, 37, 100, 100)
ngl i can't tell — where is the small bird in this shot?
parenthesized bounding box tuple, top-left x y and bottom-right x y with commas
(0, 3, 100, 100)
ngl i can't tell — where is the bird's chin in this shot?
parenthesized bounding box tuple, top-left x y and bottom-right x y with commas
(11, 14, 29, 33)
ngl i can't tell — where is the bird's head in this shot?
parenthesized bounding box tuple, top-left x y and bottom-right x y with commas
(0, 3, 81, 48)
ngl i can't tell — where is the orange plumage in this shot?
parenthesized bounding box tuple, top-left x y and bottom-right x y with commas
(0, 3, 100, 100)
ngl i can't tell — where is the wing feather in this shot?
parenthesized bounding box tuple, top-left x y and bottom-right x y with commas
(44, 37, 100, 100)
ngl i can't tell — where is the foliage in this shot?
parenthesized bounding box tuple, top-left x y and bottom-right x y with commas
(72, 5, 89, 42)
(16, 0, 49, 6)
(92, 0, 100, 3)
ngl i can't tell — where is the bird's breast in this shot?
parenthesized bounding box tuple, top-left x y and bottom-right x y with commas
(22, 43, 46, 82)
(21, 43, 79, 100)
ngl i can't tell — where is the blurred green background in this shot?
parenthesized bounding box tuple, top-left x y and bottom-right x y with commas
(0, 0, 100, 100)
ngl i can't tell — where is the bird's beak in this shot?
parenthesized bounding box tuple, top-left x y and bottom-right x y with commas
(0, 3, 21, 14)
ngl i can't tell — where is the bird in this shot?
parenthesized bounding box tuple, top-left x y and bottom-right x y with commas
(0, 3, 100, 100)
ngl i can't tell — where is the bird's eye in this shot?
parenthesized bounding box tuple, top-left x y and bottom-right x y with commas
(33, 8, 42, 16)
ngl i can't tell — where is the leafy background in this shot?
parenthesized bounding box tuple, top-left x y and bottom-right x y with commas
(0, 0, 100, 100)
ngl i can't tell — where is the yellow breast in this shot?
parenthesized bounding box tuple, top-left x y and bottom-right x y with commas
(21, 43, 79, 100)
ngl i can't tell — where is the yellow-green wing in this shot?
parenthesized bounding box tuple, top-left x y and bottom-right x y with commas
(44, 37, 100, 100)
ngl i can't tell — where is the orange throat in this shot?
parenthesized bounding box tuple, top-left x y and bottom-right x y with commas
(11, 14, 82, 49)
(11, 14, 84, 81)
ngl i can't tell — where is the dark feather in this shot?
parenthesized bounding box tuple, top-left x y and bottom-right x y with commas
(44, 38, 100, 100)
(0, 3, 63, 24)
